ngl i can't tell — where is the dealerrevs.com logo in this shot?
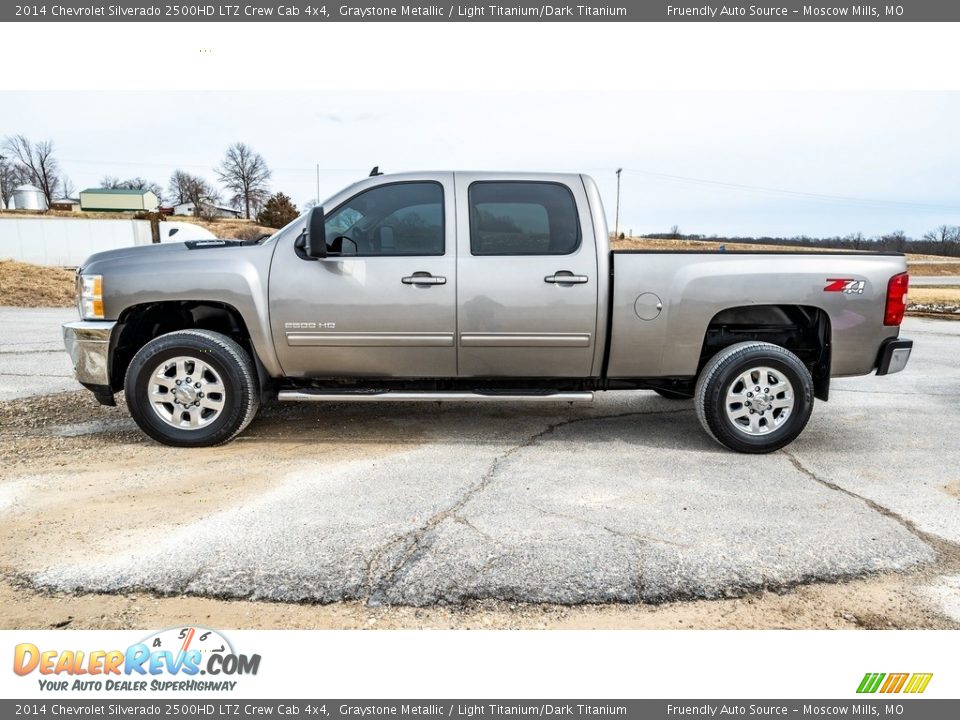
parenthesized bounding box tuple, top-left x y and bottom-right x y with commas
(13, 627, 260, 693)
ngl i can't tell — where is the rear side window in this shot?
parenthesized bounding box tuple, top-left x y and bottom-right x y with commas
(469, 182, 580, 255)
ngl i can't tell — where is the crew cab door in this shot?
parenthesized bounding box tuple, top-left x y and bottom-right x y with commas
(455, 174, 599, 377)
(268, 175, 457, 378)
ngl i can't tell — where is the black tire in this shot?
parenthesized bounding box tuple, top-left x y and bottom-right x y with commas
(695, 341, 814, 454)
(652, 387, 694, 400)
(124, 329, 260, 447)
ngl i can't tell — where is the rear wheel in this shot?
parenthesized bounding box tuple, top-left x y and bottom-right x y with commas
(695, 341, 814, 453)
(124, 329, 259, 447)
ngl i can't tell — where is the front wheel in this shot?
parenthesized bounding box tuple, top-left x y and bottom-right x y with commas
(124, 329, 260, 447)
(695, 342, 814, 453)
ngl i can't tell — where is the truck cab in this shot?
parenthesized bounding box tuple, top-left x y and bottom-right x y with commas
(269, 172, 608, 380)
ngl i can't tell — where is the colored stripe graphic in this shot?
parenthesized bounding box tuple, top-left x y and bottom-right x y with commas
(904, 673, 933, 694)
(857, 673, 885, 693)
(857, 673, 932, 694)
(880, 673, 909, 693)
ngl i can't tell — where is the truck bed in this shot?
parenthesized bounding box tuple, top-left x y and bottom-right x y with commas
(605, 250, 907, 379)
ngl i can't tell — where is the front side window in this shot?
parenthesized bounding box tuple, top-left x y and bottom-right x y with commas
(324, 182, 444, 256)
(469, 182, 580, 255)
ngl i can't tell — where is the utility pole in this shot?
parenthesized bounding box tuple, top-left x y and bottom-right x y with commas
(614, 168, 622, 240)
(316, 163, 320, 207)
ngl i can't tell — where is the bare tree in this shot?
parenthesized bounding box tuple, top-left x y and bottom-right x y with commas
(923, 224, 960, 245)
(60, 175, 76, 200)
(168, 170, 218, 216)
(0, 155, 26, 208)
(880, 230, 908, 252)
(2, 135, 63, 205)
(669, 224, 680, 239)
(167, 170, 193, 206)
(215, 143, 271, 219)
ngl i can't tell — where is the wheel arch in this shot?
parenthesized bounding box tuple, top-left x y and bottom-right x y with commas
(110, 301, 271, 397)
(699, 304, 832, 401)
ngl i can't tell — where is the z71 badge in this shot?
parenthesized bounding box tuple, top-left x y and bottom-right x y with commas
(824, 278, 865, 294)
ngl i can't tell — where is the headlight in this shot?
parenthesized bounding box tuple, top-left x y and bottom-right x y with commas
(77, 274, 104, 319)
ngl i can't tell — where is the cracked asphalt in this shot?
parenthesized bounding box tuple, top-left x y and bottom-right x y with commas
(3, 310, 956, 617)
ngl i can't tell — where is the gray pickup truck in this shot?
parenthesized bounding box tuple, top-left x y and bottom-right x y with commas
(63, 171, 913, 453)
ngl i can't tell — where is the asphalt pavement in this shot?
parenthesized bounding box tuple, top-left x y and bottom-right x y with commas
(911, 276, 960, 287)
(6, 311, 954, 614)
(0, 307, 77, 401)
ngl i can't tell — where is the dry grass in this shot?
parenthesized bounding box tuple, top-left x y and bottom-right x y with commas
(906, 262, 960, 276)
(611, 236, 844, 253)
(909, 287, 960, 306)
(612, 236, 960, 265)
(0, 259, 75, 307)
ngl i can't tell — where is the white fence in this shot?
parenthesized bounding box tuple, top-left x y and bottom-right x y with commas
(0, 217, 216, 267)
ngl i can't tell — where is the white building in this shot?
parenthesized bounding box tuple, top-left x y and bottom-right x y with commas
(79, 187, 159, 212)
(172, 199, 241, 219)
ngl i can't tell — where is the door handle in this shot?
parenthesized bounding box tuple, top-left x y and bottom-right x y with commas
(545, 272, 589, 285)
(402, 273, 447, 286)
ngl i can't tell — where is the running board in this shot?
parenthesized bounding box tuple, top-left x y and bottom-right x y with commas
(277, 390, 594, 403)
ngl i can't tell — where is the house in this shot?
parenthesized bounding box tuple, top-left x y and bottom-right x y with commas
(79, 187, 159, 212)
(50, 198, 82, 212)
(172, 199, 241, 219)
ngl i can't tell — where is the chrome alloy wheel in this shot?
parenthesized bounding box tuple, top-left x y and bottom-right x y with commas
(147, 355, 226, 430)
(724, 365, 794, 436)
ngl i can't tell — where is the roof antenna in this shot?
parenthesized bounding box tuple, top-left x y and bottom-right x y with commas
(369, 166, 383, 177)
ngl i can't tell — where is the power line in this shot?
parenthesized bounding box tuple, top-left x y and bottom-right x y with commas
(616, 168, 960, 213)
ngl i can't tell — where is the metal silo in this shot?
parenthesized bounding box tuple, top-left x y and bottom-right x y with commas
(12, 184, 47, 210)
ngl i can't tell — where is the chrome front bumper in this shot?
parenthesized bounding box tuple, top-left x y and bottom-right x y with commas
(63, 320, 116, 388)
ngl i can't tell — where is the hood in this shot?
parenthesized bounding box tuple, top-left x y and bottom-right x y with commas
(80, 239, 248, 272)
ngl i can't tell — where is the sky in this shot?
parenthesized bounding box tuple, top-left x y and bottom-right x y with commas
(2, 90, 959, 238)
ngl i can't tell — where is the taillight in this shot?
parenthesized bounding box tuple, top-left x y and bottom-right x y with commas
(884, 272, 909, 326)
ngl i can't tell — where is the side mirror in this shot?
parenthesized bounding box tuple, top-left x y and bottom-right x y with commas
(306, 206, 327, 259)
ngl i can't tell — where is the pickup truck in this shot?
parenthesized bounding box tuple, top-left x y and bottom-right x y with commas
(63, 171, 913, 453)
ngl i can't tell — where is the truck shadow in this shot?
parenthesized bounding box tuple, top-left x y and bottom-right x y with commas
(242, 393, 727, 453)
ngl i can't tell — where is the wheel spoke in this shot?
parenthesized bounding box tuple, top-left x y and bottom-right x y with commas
(193, 360, 210, 382)
(728, 405, 750, 420)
